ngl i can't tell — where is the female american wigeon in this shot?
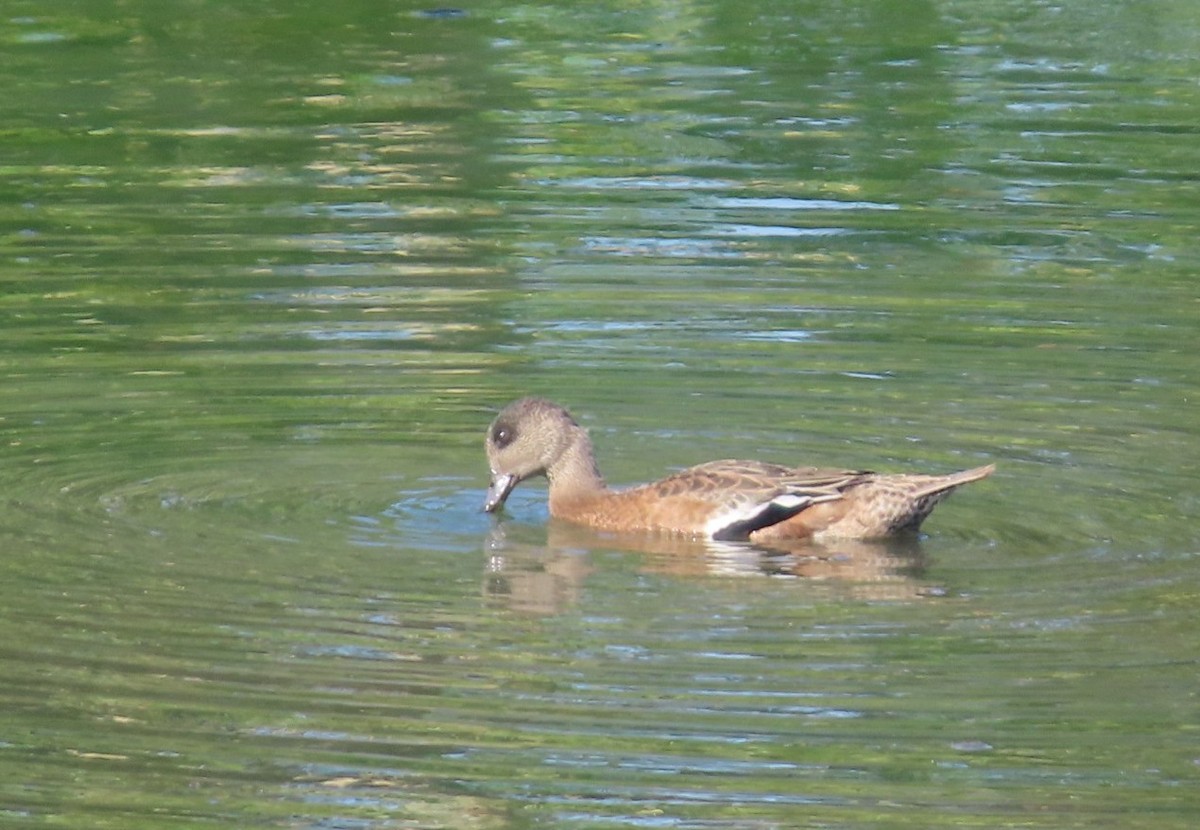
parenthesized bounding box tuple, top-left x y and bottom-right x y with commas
(483, 397, 994, 542)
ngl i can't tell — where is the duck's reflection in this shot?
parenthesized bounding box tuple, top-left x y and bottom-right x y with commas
(483, 520, 936, 614)
(482, 523, 595, 616)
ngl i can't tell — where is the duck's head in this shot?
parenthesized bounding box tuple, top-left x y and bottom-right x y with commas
(483, 397, 583, 513)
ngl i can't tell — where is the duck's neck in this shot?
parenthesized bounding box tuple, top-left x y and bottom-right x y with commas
(546, 429, 606, 508)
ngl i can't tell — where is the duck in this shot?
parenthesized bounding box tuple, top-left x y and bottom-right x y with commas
(483, 397, 994, 542)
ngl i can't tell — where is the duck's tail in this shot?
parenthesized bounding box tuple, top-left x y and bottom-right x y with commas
(910, 463, 995, 499)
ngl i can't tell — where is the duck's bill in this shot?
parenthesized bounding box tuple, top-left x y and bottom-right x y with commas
(483, 473, 516, 513)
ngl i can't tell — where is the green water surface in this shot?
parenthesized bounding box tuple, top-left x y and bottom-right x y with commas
(1, 1, 1197, 828)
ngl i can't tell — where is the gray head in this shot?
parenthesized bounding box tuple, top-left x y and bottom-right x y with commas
(483, 397, 587, 512)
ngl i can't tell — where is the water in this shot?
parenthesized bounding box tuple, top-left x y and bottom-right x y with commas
(1, 1, 1198, 827)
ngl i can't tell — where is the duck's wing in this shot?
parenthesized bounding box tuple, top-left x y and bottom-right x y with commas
(647, 460, 869, 541)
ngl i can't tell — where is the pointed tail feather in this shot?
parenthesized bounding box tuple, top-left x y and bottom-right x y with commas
(910, 463, 995, 499)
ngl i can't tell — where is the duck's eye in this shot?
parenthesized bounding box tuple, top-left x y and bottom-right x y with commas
(492, 423, 516, 449)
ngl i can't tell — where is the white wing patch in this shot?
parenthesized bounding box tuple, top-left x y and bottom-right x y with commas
(705, 493, 812, 540)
